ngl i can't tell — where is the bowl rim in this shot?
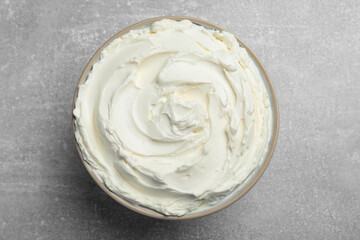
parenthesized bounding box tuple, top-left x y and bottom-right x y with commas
(72, 16, 279, 220)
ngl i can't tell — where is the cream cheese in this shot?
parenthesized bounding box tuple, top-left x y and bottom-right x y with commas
(73, 19, 273, 216)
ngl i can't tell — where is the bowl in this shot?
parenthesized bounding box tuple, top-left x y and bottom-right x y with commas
(72, 16, 279, 220)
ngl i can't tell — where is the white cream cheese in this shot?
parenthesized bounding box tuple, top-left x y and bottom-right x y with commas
(73, 19, 273, 216)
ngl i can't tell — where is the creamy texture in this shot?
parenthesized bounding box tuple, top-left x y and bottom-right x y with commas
(73, 19, 273, 216)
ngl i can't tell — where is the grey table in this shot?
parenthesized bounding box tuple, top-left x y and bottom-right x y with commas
(1, 0, 359, 239)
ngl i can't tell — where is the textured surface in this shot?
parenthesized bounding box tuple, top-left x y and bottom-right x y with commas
(1, 0, 359, 239)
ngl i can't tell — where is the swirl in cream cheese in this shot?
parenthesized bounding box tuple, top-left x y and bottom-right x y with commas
(73, 19, 273, 216)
